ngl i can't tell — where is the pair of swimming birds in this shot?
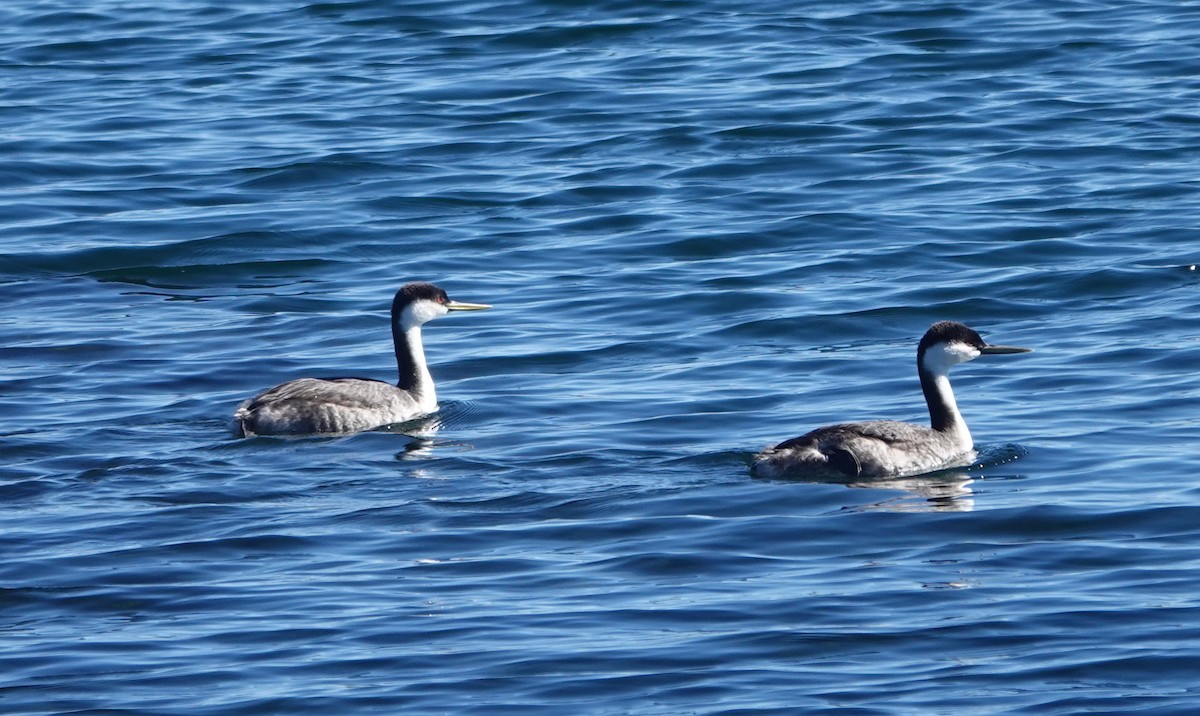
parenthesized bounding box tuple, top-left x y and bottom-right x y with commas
(235, 282, 1031, 480)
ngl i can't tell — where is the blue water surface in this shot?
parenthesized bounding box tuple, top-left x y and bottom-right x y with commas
(3, 1, 1200, 713)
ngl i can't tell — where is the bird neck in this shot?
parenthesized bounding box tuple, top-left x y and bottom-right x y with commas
(393, 319, 436, 409)
(919, 366, 971, 446)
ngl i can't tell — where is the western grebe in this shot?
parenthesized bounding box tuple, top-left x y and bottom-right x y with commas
(752, 321, 1029, 479)
(234, 282, 490, 437)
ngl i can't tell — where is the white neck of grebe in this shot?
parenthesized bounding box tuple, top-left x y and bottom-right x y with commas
(394, 314, 438, 413)
(920, 367, 971, 448)
(917, 339, 980, 451)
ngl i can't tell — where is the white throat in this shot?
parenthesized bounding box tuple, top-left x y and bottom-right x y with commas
(919, 340, 979, 448)
(394, 300, 453, 413)
(928, 370, 970, 447)
(401, 322, 437, 411)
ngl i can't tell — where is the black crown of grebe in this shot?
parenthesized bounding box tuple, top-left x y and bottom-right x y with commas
(752, 321, 1030, 480)
(234, 282, 490, 437)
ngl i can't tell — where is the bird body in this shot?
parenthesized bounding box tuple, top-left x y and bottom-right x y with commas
(755, 419, 972, 480)
(234, 377, 429, 436)
(753, 321, 1029, 480)
(235, 282, 489, 437)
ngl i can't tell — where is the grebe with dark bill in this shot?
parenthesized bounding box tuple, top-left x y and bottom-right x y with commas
(234, 282, 490, 437)
(752, 321, 1030, 480)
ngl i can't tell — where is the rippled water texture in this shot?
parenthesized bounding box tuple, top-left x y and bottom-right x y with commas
(3, 1, 1200, 713)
